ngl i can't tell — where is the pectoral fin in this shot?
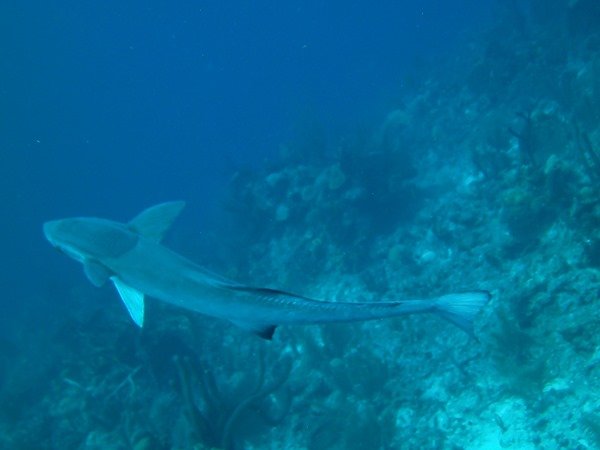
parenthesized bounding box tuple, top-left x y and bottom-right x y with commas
(111, 277, 145, 327)
(83, 260, 111, 287)
(230, 320, 277, 340)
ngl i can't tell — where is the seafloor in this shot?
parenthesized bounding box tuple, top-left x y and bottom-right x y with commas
(2, 2, 600, 449)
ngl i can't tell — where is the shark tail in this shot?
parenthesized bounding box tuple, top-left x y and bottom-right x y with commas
(433, 291, 491, 337)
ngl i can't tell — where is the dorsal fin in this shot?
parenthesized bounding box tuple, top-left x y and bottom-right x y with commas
(128, 201, 186, 242)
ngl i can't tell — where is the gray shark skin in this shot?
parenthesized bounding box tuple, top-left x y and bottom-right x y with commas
(43, 201, 490, 340)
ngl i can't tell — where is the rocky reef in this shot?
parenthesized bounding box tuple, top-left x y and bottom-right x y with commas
(1, 1, 599, 448)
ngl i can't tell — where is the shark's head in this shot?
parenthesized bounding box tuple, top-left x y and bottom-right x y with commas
(43, 217, 138, 263)
(43, 202, 185, 327)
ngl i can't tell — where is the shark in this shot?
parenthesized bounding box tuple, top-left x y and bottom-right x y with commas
(43, 201, 490, 340)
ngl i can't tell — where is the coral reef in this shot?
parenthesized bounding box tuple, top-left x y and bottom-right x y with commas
(2, 1, 600, 448)
(173, 346, 293, 449)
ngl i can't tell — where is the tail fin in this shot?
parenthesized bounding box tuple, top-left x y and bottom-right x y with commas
(434, 291, 491, 337)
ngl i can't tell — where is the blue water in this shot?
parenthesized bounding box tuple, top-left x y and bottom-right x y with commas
(1, 0, 491, 297)
(3, 0, 600, 448)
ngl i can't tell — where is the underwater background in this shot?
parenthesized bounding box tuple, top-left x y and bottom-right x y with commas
(1, 0, 600, 448)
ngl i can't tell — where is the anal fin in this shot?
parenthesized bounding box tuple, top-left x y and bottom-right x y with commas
(111, 277, 145, 327)
(230, 320, 277, 340)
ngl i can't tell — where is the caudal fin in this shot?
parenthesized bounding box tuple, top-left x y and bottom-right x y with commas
(434, 291, 491, 336)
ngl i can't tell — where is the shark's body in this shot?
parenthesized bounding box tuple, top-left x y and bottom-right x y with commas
(43, 202, 490, 339)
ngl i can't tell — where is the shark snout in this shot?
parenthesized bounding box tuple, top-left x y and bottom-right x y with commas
(43, 220, 60, 244)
